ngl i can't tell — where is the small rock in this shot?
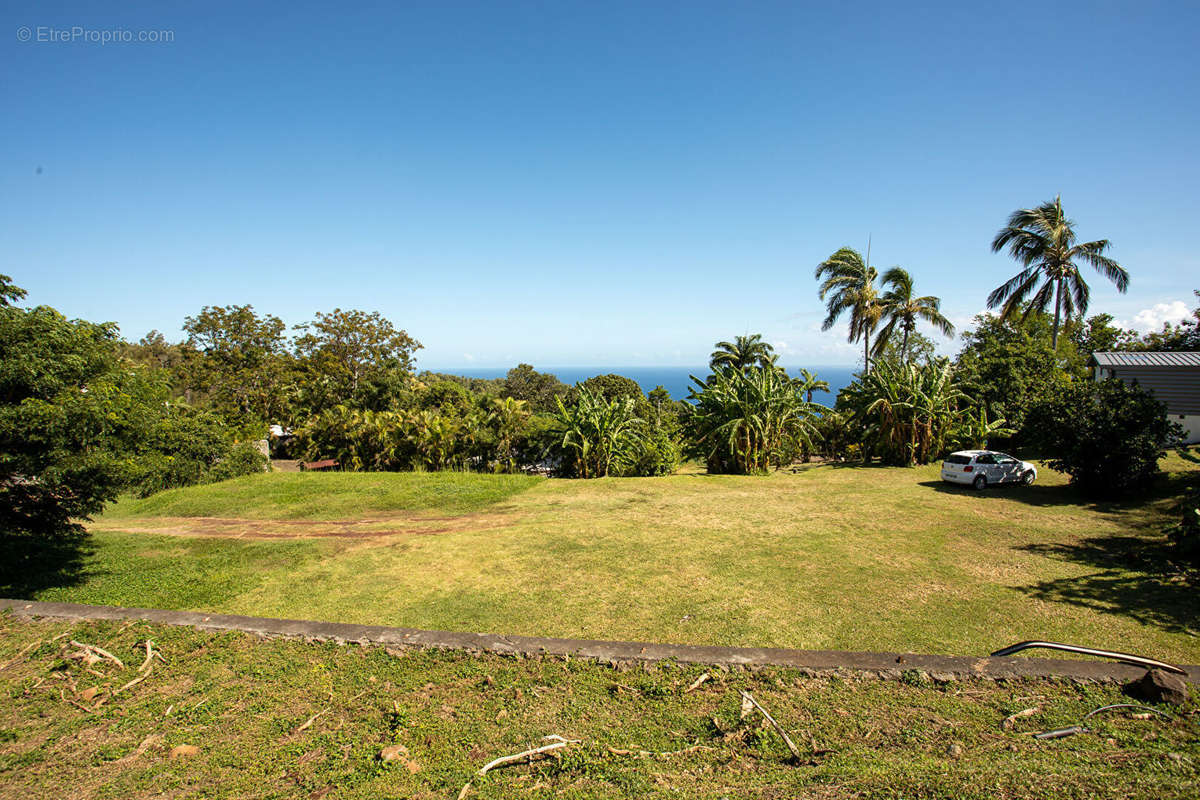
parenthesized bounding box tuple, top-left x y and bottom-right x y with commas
(1124, 669, 1190, 706)
(170, 744, 199, 759)
(946, 743, 963, 759)
(379, 744, 409, 762)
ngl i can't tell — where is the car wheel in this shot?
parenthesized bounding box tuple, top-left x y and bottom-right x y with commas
(1021, 470, 1035, 486)
(973, 474, 987, 490)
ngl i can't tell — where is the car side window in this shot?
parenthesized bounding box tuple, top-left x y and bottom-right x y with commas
(975, 454, 995, 465)
(996, 454, 1016, 464)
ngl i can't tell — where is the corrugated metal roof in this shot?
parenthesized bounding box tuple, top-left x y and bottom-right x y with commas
(1091, 351, 1200, 367)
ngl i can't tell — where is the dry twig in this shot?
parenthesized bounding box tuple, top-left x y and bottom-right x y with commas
(738, 690, 803, 761)
(69, 641, 124, 668)
(477, 735, 579, 776)
(0, 640, 41, 672)
(685, 673, 710, 693)
(1001, 707, 1039, 730)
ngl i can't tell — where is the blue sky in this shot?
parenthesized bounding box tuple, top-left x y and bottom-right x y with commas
(3, 1, 1198, 368)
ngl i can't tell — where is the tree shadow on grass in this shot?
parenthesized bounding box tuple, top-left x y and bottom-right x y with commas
(1012, 534, 1200, 639)
(0, 531, 92, 599)
(918, 468, 1198, 518)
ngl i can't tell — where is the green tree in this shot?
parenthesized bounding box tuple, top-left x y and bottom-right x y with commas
(502, 364, 571, 413)
(0, 274, 27, 306)
(292, 309, 422, 416)
(1126, 291, 1200, 352)
(709, 334, 776, 371)
(836, 360, 972, 466)
(1069, 313, 1139, 358)
(793, 368, 829, 403)
(953, 312, 1084, 442)
(579, 373, 645, 403)
(552, 387, 644, 478)
(872, 267, 954, 362)
(685, 366, 821, 474)
(988, 196, 1129, 349)
(815, 248, 881, 373)
(1024, 379, 1181, 496)
(181, 304, 290, 427)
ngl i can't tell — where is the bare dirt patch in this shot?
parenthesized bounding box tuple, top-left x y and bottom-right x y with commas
(89, 512, 516, 540)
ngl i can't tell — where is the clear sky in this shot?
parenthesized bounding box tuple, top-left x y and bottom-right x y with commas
(3, 1, 1198, 368)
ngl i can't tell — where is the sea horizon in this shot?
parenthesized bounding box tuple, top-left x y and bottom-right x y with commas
(421, 364, 860, 403)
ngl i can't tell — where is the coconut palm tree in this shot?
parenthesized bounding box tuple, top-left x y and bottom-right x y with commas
(988, 196, 1129, 349)
(815, 247, 881, 373)
(709, 334, 776, 371)
(872, 267, 955, 363)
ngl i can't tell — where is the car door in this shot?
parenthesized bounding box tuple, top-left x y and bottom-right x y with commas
(994, 453, 1020, 483)
(974, 453, 997, 481)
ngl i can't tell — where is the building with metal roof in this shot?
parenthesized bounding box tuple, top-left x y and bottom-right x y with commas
(1090, 351, 1200, 443)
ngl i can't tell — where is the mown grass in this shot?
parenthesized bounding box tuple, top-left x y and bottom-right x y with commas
(102, 471, 542, 521)
(25, 455, 1200, 663)
(1, 616, 1196, 799)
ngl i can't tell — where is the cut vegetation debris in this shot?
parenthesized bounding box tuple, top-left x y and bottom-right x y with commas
(1, 616, 1197, 799)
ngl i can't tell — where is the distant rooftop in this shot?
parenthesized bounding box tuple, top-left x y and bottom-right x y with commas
(1091, 351, 1200, 368)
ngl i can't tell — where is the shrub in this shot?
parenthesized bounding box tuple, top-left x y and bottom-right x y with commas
(684, 366, 820, 474)
(1024, 378, 1182, 496)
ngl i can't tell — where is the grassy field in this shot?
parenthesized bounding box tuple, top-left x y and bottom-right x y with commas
(10, 457, 1200, 663)
(1, 615, 1196, 799)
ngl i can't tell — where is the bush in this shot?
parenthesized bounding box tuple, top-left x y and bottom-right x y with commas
(1024, 378, 1183, 496)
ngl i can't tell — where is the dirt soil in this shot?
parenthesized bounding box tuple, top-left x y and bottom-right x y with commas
(88, 512, 515, 540)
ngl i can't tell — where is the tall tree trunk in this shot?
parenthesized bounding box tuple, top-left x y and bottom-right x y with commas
(900, 324, 910, 363)
(863, 329, 871, 374)
(1052, 279, 1062, 350)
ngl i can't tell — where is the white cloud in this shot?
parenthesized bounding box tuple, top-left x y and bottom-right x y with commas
(462, 353, 475, 362)
(772, 340, 790, 352)
(1123, 301, 1191, 333)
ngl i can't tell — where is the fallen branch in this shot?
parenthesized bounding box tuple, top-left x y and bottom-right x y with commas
(738, 690, 803, 761)
(477, 735, 578, 776)
(138, 641, 158, 673)
(292, 708, 329, 735)
(0, 640, 41, 672)
(69, 641, 124, 669)
(1001, 707, 1039, 730)
(606, 743, 716, 758)
(115, 671, 151, 695)
(685, 673, 710, 693)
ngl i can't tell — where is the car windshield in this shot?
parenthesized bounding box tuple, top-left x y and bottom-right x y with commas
(945, 455, 972, 465)
(995, 454, 1017, 463)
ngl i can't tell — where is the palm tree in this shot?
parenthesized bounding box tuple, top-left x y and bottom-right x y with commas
(709, 334, 776, 371)
(815, 248, 881, 373)
(794, 368, 829, 403)
(872, 267, 955, 363)
(988, 196, 1129, 349)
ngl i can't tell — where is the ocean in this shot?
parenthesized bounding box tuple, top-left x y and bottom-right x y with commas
(424, 365, 860, 404)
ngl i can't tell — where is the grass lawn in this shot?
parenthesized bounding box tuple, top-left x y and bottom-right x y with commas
(9, 457, 1200, 663)
(1, 615, 1196, 799)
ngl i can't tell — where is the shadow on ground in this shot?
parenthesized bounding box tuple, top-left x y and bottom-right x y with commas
(0, 531, 91, 599)
(1012, 533, 1200, 638)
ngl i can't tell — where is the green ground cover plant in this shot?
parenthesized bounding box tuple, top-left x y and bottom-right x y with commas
(1, 616, 1196, 800)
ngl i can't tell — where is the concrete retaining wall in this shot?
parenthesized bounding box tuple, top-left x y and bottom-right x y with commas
(4, 599, 1196, 684)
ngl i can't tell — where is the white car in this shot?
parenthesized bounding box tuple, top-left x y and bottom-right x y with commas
(940, 450, 1037, 490)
